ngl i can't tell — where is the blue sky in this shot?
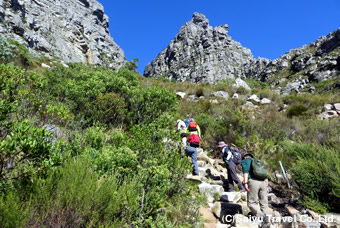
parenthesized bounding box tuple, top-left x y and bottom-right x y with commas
(98, 0, 340, 74)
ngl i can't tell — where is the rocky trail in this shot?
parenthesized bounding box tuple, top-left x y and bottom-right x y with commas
(185, 148, 340, 228)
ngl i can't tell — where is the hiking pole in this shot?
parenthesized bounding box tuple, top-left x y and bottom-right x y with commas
(279, 161, 291, 188)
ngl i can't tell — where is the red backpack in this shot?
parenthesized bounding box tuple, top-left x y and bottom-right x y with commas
(188, 134, 200, 148)
(188, 121, 197, 131)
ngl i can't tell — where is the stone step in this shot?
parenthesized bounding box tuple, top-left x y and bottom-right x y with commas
(197, 152, 215, 165)
(185, 174, 208, 183)
(199, 207, 217, 224)
(220, 192, 242, 203)
(199, 182, 224, 203)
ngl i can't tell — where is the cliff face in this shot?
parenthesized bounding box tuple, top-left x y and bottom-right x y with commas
(0, 0, 125, 69)
(144, 13, 254, 83)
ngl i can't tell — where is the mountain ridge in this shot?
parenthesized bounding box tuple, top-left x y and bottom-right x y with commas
(144, 12, 340, 95)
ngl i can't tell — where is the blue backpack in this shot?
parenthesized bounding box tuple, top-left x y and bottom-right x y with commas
(184, 120, 189, 127)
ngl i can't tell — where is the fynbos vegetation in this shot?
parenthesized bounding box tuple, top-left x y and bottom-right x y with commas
(0, 36, 339, 228)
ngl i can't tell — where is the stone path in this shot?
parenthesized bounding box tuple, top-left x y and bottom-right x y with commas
(186, 148, 340, 228)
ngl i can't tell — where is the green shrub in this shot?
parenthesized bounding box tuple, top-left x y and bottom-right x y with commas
(0, 36, 32, 66)
(282, 141, 340, 213)
(0, 120, 52, 184)
(94, 146, 138, 177)
(0, 192, 31, 227)
(245, 79, 269, 89)
(0, 36, 18, 63)
(287, 105, 308, 118)
(8, 39, 33, 66)
(85, 92, 127, 126)
(195, 88, 204, 97)
(27, 156, 139, 227)
(82, 126, 106, 150)
(127, 86, 178, 125)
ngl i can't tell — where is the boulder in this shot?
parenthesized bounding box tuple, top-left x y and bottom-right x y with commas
(233, 78, 251, 90)
(241, 101, 258, 110)
(239, 201, 251, 216)
(324, 104, 333, 111)
(333, 103, 340, 111)
(197, 160, 207, 167)
(198, 153, 215, 166)
(268, 193, 278, 202)
(261, 98, 272, 104)
(41, 63, 51, 69)
(198, 183, 224, 203)
(247, 94, 261, 103)
(220, 192, 242, 203)
(232, 93, 239, 99)
(286, 206, 300, 217)
(186, 174, 207, 183)
(176, 92, 186, 98)
(199, 207, 217, 224)
(211, 91, 229, 99)
(317, 111, 338, 120)
(44, 124, 65, 143)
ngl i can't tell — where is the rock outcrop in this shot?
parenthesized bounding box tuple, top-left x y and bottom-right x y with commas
(144, 12, 339, 94)
(246, 28, 340, 95)
(0, 0, 125, 69)
(144, 13, 254, 83)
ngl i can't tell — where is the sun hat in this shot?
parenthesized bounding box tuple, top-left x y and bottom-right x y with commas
(217, 141, 227, 148)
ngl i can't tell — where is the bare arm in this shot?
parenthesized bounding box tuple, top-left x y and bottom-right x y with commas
(265, 178, 269, 193)
(243, 173, 250, 192)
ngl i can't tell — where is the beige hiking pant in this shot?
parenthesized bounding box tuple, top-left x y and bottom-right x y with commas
(247, 179, 272, 217)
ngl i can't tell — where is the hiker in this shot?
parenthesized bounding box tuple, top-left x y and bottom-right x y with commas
(241, 153, 272, 217)
(180, 133, 199, 175)
(177, 119, 186, 133)
(217, 141, 245, 192)
(184, 118, 201, 138)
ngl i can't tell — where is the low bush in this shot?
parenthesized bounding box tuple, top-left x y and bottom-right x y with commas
(287, 104, 308, 118)
(282, 141, 340, 213)
(0, 120, 52, 188)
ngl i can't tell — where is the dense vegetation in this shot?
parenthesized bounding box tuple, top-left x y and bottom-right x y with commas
(0, 36, 339, 227)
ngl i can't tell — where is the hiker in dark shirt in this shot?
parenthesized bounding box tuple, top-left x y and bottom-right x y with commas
(217, 141, 245, 192)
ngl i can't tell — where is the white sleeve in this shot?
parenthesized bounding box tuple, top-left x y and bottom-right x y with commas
(182, 137, 187, 148)
(223, 147, 232, 161)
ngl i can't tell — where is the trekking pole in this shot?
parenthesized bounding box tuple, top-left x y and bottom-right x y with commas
(279, 161, 291, 188)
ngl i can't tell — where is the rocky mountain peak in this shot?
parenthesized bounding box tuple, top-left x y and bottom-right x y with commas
(0, 0, 125, 69)
(144, 12, 254, 83)
(191, 12, 209, 27)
